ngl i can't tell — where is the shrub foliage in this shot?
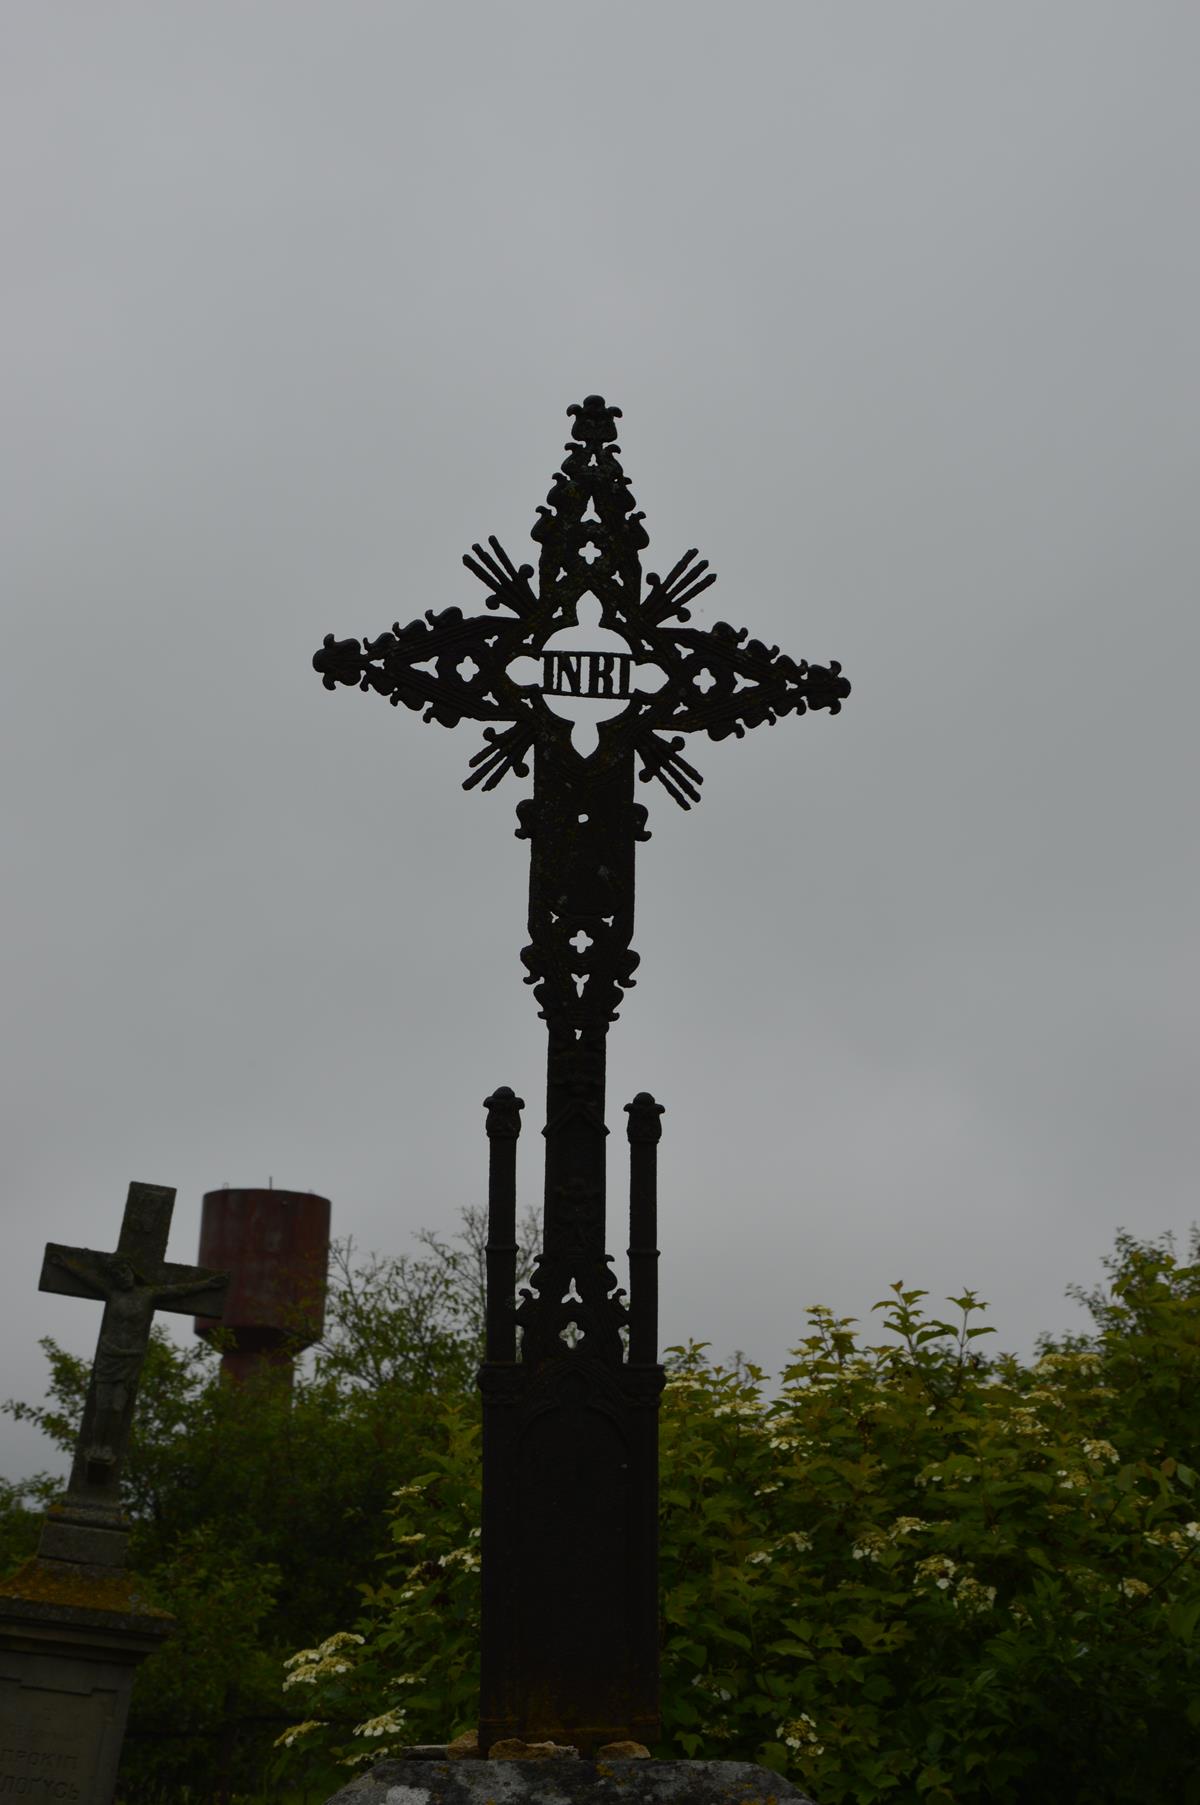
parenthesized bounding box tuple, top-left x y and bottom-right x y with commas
(277, 1232, 1200, 1804)
(4, 1224, 1198, 1801)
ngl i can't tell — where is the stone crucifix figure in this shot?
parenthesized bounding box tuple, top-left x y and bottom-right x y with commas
(312, 396, 849, 1752)
(37, 1181, 227, 1567)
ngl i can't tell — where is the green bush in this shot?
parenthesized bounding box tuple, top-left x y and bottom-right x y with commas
(278, 1231, 1200, 1803)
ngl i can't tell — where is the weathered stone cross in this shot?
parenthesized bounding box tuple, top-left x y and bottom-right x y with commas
(37, 1181, 227, 1565)
(312, 396, 849, 1751)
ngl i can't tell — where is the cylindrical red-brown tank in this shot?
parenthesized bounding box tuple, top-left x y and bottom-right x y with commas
(194, 1187, 331, 1387)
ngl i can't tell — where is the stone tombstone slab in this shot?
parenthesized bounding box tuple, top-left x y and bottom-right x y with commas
(0, 1671, 107, 1803)
(321, 1761, 817, 1805)
(0, 1568, 170, 1805)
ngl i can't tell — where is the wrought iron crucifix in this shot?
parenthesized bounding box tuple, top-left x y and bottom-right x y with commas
(313, 396, 849, 1751)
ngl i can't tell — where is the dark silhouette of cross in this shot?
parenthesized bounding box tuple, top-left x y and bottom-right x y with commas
(39, 1181, 227, 1511)
(311, 396, 849, 1753)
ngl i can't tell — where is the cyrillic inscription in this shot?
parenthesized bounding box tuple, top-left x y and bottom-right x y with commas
(0, 1686, 97, 1805)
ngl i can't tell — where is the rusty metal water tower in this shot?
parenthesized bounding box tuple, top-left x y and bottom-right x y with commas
(194, 1186, 331, 1386)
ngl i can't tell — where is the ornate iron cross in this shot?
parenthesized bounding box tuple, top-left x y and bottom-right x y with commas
(312, 396, 849, 1752)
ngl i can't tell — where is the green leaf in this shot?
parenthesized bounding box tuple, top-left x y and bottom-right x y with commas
(917, 1765, 952, 1793)
(1168, 1593, 1200, 1644)
(708, 1624, 752, 1651)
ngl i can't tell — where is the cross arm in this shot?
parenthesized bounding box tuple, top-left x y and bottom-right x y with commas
(39, 1244, 228, 1319)
(644, 619, 850, 744)
(313, 605, 526, 730)
(40, 1244, 118, 1302)
(155, 1267, 228, 1316)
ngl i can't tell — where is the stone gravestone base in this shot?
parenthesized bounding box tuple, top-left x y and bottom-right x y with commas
(323, 1760, 817, 1805)
(0, 1556, 171, 1805)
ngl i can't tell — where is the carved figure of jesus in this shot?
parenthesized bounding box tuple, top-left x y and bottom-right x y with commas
(49, 1249, 225, 1480)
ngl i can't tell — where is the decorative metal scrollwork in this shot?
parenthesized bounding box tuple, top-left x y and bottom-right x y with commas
(315, 395, 848, 1050)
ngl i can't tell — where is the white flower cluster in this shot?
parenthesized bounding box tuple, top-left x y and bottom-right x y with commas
(853, 1515, 929, 1561)
(746, 1530, 813, 1567)
(1146, 1522, 1200, 1553)
(354, 1708, 407, 1739)
(913, 1555, 996, 1613)
(1081, 1438, 1120, 1465)
(1033, 1351, 1101, 1379)
(1055, 1468, 1090, 1492)
(692, 1676, 733, 1701)
(954, 1575, 998, 1615)
(283, 1631, 365, 1689)
(779, 1530, 813, 1554)
(1008, 1409, 1045, 1438)
(915, 1554, 959, 1592)
(776, 1714, 824, 1757)
(344, 1746, 402, 1768)
(665, 1367, 706, 1385)
(1064, 1566, 1107, 1599)
(1119, 1577, 1151, 1599)
(1144, 1525, 1190, 1552)
(437, 1545, 481, 1573)
(274, 1719, 325, 1749)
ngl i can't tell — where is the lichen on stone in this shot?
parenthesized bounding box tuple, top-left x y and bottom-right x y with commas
(0, 1555, 172, 1623)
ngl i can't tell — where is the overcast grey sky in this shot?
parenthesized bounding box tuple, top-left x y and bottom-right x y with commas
(3, 3, 1198, 1483)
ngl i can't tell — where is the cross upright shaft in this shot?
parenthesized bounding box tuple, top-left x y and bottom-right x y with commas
(312, 396, 849, 1749)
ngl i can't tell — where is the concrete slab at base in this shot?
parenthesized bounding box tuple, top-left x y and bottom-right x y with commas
(322, 1759, 817, 1805)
